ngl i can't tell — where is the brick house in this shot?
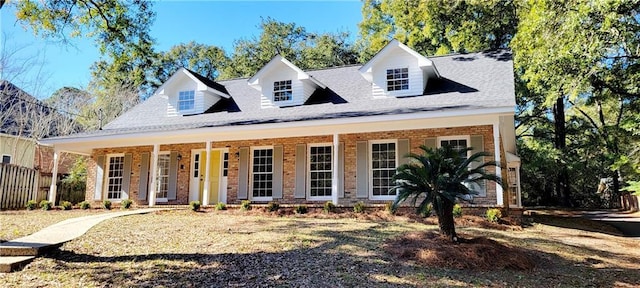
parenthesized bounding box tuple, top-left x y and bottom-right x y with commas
(42, 40, 522, 208)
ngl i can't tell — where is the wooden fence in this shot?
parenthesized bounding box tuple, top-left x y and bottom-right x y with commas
(0, 163, 48, 209)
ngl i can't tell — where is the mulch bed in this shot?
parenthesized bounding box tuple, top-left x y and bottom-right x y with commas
(383, 231, 537, 271)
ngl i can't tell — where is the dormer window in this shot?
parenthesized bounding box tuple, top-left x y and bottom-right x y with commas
(273, 80, 292, 102)
(178, 90, 195, 112)
(386, 68, 409, 91)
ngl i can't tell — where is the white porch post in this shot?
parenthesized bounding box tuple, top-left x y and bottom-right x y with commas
(203, 141, 211, 206)
(493, 122, 504, 206)
(149, 144, 159, 207)
(48, 149, 60, 204)
(331, 133, 339, 205)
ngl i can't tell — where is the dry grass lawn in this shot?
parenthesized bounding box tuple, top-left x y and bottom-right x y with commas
(1, 209, 639, 287)
(0, 209, 109, 242)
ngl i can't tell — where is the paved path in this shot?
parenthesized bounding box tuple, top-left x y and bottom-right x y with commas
(0, 208, 167, 272)
(581, 210, 640, 238)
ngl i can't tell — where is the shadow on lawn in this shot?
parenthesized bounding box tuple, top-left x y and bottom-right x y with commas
(43, 221, 640, 288)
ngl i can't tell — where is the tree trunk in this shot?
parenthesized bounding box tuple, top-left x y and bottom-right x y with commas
(553, 97, 571, 207)
(436, 199, 457, 242)
(611, 170, 620, 208)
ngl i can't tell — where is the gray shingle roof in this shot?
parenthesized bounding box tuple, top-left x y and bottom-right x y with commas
(64, 50, 516, 138)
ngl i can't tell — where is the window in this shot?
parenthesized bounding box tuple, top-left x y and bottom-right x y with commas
(439, 138, 469, 159)
(273, 80, 292, 102)
(370, 141, 397, 198)
(223, 152, 229, 177)
(193, 153, 200, 178)
(252, 148, 273, 199)
(106, 155, 125, 200)
(178, 90, 195, 111)
(1, 155, 10, 164)
(386, 68, 409, 91)
(156, 153, 170, 199)
(309, 145, 332, 199)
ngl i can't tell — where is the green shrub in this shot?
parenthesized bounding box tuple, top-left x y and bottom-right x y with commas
(419, 203, 433, 218)
(215, 202, 227, 210)
(353, 201, 366, 213)
(190, 200, 201, 211)
(294, 205, 308, 214)
(240, 200, 251, 211)
(39, 200, 52, 211)
(385, 202, 396, 215)
(452, 204, 462, 218)
(121, 199, 133, 209)
(61, 201, 73, 210)
(25, 200, 38, 210)
(267, 201, 280, 212)
(79, 201, 91, 210)
(486, 208, 503, 223)
(323, 201, 336, 213)
(103, 200, 112, 210)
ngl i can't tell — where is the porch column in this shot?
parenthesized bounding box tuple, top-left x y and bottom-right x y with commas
(493, 122, 504, 206)
(48, 149, 60, 204)
(331, 133, 339, 205)
(149, 144, 159, 207)
(202, 141, 211, 206)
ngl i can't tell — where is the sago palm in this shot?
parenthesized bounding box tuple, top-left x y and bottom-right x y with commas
(391, 145, 501, 242)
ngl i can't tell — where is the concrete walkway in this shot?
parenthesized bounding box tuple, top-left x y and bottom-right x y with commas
(581, 210, 640, 239)
(0, 208, 165, 272)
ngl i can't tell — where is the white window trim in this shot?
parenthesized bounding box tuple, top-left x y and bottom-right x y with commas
(155, 151, 171, 203)
(250, 146, 274, 202)
(307, 143, 333, 201)
(369, 139, 399, 201)
(385, 67, 410, 95)
(1, 154, 11, 164)
(178, 90, 196, 114)
(272, 80, 293, 103)
(437, 135, 471, 158)
(104, 153, 125, 202)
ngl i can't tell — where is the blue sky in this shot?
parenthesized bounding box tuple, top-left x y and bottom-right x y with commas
(0, 1, 363, 99)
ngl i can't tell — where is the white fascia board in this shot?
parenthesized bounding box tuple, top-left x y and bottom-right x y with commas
(152, 68, 187, 96)
(43, 106, 515, 154)
(206, 87, 231, 98)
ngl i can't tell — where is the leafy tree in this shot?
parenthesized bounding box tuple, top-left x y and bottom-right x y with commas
(222, 18, 358, 79)
(357, 0, 517, 60)
(391, 146, 501, 242)
(10, 0, 158, 98)
(512, 0, 640, 206)
(150, 42, 230, 87)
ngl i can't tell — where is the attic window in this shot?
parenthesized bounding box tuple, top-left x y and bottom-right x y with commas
(178, 90, 195, 112)
(273, 80, 292, 102)
(386, 68, 409, 91)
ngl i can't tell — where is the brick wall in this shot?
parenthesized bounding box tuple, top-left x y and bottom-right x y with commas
(86, 125, 503, 207)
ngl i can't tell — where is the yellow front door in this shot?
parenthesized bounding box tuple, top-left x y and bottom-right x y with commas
(208, 150, 221, 205)
(198, 150, 221, 205)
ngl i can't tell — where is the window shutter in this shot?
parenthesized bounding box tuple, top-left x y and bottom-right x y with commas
(424, 137, 437, 150)
(167, 151, 179, 200)
(121, 153, 132, 199)
(238, 147, 249, 199)
(272, 145, 284, 199)
(294, 144, 306, 199)
(398, 139, 410, 166)
(94, 155, 105, 200)
(470, 135, 486, 197)
(338, 142, 345, 198)
(356, 141, 368, 198)
(138, 152, 150, 200)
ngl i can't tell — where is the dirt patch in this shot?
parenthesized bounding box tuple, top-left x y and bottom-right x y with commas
(384, 231, 537, 271)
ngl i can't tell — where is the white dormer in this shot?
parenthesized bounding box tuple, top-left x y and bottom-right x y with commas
(248, 55, 326, 108)
(155, 68, 230, 116)
(359, 39, 440, 98)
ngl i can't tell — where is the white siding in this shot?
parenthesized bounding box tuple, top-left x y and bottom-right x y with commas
(371, 48, 425, 98)
(165, 74, 221, 116)
(260, 64, 308, 108)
